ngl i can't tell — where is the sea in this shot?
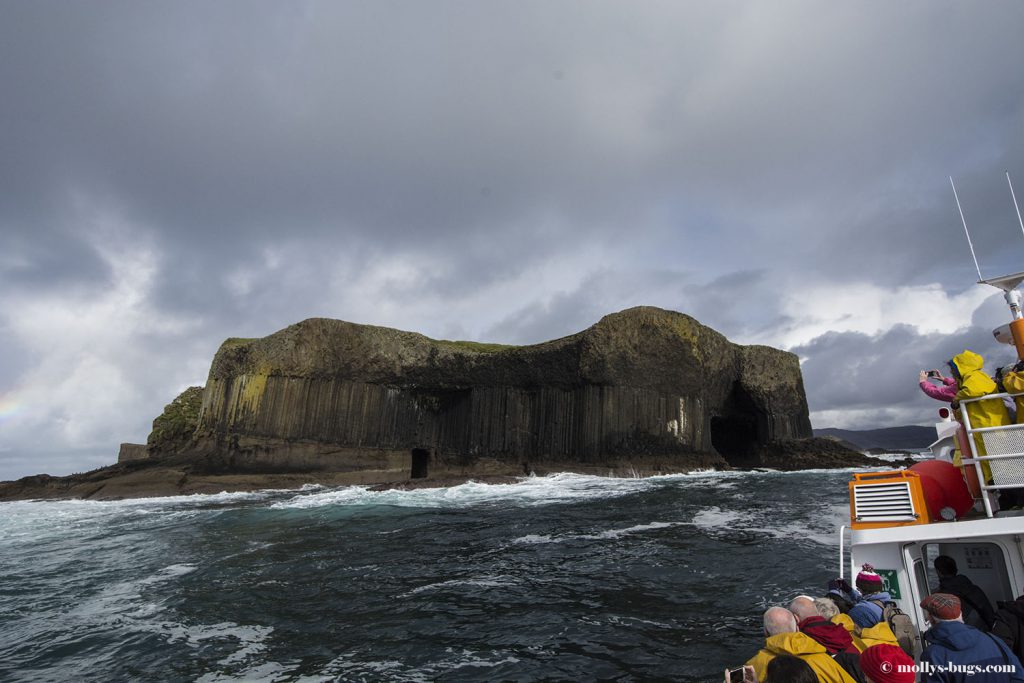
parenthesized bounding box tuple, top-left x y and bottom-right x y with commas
(0, 468, 860, 682)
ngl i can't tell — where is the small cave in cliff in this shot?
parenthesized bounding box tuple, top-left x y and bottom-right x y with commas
(711, 383, 762, 468)
(410, 448, 430, 479)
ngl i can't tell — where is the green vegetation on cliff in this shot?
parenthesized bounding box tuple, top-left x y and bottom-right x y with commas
(147, 386, 204, 455)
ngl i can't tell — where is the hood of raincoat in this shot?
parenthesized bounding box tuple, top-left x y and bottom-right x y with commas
(764, 631, 829, 656)
(800, 616, 856, 653)
(950, 350, 997, 399)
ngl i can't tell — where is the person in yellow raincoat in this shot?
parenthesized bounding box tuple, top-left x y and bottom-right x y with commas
(830, 611, 900, 651)
(942, 350, 1011, 483)
(745, 607, 857, 682)
(999, 362, 1024, 422)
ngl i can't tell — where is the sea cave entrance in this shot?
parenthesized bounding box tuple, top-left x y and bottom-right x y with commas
(710, 383, 763, 468)
(410, 448, 430, 479)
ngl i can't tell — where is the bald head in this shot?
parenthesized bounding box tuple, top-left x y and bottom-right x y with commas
(789, 596, 818, 621)
(764, 606, 798, 636)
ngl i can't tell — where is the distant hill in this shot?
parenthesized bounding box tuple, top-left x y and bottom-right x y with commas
(813, 426, 935, 451)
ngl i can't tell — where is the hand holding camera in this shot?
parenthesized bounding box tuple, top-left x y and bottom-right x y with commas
(725, 665, 756, 683)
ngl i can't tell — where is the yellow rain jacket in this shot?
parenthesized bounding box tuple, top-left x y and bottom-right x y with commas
(1002, 370, 1024, 423)
(745, 631, 858, 682)
(831, 613, 899, 651)
(951, 350, 1011, 482)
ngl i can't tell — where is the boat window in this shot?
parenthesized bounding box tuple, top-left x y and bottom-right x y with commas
(920, 541, 1015, 607)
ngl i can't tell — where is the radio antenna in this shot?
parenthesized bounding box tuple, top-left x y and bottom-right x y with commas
(950, 175, 984, 282)
(1009, 171, 1024, 240)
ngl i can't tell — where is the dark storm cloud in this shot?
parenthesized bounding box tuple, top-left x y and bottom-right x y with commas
(4, 1, 1020, 300)
(3, 1, 1024, 477)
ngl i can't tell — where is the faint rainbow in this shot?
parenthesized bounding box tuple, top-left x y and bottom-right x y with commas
(0, 392, 23, 420)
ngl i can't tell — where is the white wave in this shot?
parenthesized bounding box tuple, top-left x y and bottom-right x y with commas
(317, 653, 411, 681)
(402, 575, 518, 596)
(690, 506, 747, 530)
(577, 521, 682, 540)
(442, 652, 521, 670)
(510, 521, 681, 545)
(271, 472, 667, 510)
(686, 502, 846, 546)
(196, 661, 295, 683)
(512, 534, 556, 545)
(160, 621, 275, 679)
(60, 559, 275, 681)
(138, 563, 198, 584)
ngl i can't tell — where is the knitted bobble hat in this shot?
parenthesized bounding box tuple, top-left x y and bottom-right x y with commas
(856, 563, 884, 592)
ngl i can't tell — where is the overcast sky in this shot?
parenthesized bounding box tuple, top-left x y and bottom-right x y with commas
(3, 1, 1024, 479)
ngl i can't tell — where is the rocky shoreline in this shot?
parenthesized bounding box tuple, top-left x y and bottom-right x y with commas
(0, 437, 891, 502)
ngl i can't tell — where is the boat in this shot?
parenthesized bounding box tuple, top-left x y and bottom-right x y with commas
(841, 176, 1024, 652)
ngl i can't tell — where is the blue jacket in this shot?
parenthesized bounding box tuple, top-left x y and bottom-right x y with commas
(921, 620, 1024, 682)
(848, 591, 892, 628)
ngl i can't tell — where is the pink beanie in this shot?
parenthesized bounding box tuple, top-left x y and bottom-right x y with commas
(856, 563, 884, 592)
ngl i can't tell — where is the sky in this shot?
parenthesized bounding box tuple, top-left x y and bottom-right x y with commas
(2, 1, 1024, 480)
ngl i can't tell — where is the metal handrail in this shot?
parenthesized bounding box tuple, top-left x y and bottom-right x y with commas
(958, 391, 1024, 517)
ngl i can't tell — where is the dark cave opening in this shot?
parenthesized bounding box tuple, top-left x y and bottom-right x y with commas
(410, 448, 430, 479)
(710, 383, 763, 467)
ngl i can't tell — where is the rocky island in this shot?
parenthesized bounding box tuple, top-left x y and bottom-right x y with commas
(0, 306, 875, 500)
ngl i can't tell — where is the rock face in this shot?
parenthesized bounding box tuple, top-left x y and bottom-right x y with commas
(117, 443, 148, 463)
(166, 306, 814, 477)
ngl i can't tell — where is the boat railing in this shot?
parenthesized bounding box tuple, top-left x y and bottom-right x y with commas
(959, 392, 1024, 517)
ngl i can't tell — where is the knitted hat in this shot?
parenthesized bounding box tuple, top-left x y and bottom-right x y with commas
(860, 644, 915, 683)
(920, 593, 961, 620)
(856, 563, 884, 592)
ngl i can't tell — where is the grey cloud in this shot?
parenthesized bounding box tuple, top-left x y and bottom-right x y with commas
(794, 294, 1015, 428)
(3, 2, 1024, 477)
(484, 268, 775, 345)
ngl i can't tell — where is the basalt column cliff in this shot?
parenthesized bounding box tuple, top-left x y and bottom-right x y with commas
(159, 307, 814, 478)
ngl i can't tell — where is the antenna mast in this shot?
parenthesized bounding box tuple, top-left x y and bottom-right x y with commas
(950, 176, 984, 282)
(1009, 171, 1024, 239)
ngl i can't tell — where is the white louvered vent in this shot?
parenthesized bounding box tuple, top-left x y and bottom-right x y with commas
(852, 482, 918, 522)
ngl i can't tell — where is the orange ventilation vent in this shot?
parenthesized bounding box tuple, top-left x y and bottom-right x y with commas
(849, 471, 930, 529)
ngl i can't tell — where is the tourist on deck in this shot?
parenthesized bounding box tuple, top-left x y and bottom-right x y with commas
(821, 589, 902, 651)
(921, 351, 1012, 483)
(816, 597, 842, 620)
(791, 595, 866, 681)
(934, 555, 997, 631)
(791, 596, 859, 654)
(848, 565, 893, 629)
(745, 606, 858, 682)
(919, 593, 1024, 682)
(920, 368, 958, 402)
(992, 594, 1024, 661)
(764, 654, 818, 683)
(859, 643, 915, 683)
(827, 577, 861, 613)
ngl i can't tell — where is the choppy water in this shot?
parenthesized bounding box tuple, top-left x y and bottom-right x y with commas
(0, 469, 854, 682)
